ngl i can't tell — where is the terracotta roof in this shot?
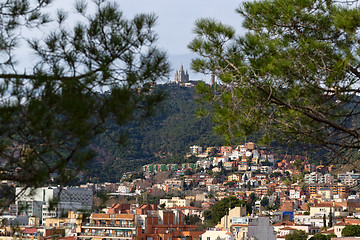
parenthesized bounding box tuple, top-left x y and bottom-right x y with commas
(58, 237, 77, 240)
(231, 224, 248, 227)
(273, 221, 297, 226)
(313, 203, 334, 207)
(279, 227, 296, 230)
(334, 222, 349, 226)
(22, 229, 38, 234)
(168, 206, 200, 210)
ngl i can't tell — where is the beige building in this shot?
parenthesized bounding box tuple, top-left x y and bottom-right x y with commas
(310, 203, 348, 218)
(164, 178, 183, 189)
(45, 211, 83, 235)
(228, 174, 241, 182)
(159, 197, 190, 208)
(217, 207, 247, 230)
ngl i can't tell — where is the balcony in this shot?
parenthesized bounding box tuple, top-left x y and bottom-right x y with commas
(82, 223, 135, 229)
(77, 232, 133, 239)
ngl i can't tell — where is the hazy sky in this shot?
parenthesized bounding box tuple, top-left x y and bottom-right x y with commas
(116, 0, 247, 80)
(39, 0, 247, 81)
(118, 0, 246, 55)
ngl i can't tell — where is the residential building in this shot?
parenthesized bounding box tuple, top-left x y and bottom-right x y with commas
(190, 145, 203, 155)
(218, 207, 247, 230)
(201, 230, 235, 240)
(137, 209, 205, 240)
(15, 186, 92, 223)
(305, 172, 323, 184)
(159, 197, 190, 208)
(78, 213, 137, 239)
(338, 171, 360, 186)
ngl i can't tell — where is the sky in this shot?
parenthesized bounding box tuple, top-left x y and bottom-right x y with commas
(117, 0, 246, 81)
(17, 0, 246, 82)
(117, 0, 245, 55)
(46, 0, 247, 81)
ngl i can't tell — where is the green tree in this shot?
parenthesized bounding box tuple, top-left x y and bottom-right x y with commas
(260, 197, 269, 208)
(184, 169, 194, 176)
(342, 225, 360, 237)
(189, 0, 360, 165)
(285, 230, 308, 240)
(249, 192, 257, 204)
(292, 159, 303, 171)
(270, 172, 282, 178)
(224, 181, 236, 187)
(185, 215, 202, 225)
(329, 209, 333, 228)
(0, 0, 169, 205)
(206, 196, 251, 226)
(274, 196, 280, 207)
(323, 214, 327, 228)
(309, 233, 337, 240)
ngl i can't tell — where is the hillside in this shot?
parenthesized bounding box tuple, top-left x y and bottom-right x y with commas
(81, 83, 335, 183)
(85, 84, 224, 182)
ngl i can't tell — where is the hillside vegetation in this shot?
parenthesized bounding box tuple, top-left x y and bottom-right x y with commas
(86, 84, 224, 182)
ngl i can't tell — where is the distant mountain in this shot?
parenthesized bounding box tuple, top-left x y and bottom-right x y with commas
(85, 84, 224, 182)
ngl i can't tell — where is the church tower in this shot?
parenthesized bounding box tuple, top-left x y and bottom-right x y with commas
(174, 64, 189, 84)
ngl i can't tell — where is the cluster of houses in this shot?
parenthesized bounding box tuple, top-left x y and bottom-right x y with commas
(2, 142, 360, 239)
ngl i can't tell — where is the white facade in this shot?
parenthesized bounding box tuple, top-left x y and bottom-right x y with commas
(190, 145, 203, 155)
(260, 166, 273, 174)
(304, 172, 323, 184)
(229, 150, 242, 161)
(201, 230, 235, 240)
(118, 185, 131, 194)
(319, 174, 334, 184)
(338, 171, 360, 186)
(197, 159, 212, 169)
(289, 190, 302, 199)
(245, 151, 252, 157)
(294, 214, 311, 225)
(16, 186, 92, 223)
(41, 202, 82, 223)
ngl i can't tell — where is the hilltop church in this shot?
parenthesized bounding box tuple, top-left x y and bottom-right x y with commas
(174, 64, 192, 86)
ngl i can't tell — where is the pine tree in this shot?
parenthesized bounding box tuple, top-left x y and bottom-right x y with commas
(189, 0, 360, 166)
(0, 0, 169, 203)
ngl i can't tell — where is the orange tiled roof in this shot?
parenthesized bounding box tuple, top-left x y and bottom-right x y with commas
(273, 221, 297, 226)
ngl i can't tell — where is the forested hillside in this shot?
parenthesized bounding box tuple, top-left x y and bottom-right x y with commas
(85, 84, 224, 182)
(80, 83, 333, 183)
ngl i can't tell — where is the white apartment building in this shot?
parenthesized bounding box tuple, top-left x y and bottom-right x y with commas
(190, 145, 203, 155)
(201, 230, 235, 240)
(16, 186, 92, 223)
(319, 174, 335, 184)
(304, 172, 323, 184)
(338, 171, 360, 186)
(229, 150, 242, 161)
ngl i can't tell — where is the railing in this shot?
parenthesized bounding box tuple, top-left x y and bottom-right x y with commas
(82, 223, 135, 228)
(78, 232, 133, 238)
